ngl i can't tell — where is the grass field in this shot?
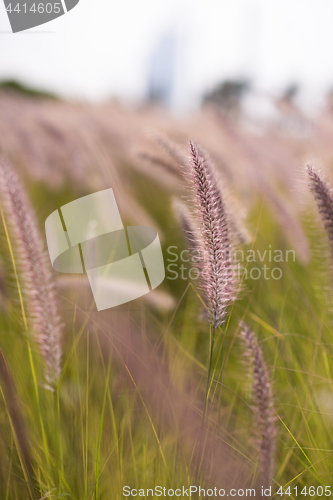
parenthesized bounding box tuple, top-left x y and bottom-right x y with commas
(0, 89, 333, 499)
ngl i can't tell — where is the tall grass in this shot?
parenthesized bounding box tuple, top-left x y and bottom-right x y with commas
(0, 90, 333, 498)
(240, 322, 276, 492)
(0, 158, 62, 389)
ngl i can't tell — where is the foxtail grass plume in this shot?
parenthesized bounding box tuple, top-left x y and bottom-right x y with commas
(240, 322, 276, 491)
(186, 141, 236, 330)
(307, 164, 333, 257)
(0, 158, 62, 388)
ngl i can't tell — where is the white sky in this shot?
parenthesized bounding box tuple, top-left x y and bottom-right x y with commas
(0, 0, 333, 109)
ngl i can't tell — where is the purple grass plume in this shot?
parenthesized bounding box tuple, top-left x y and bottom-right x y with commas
(240, 322, 276, 491)
(186, 141, 236, 330)
(307, 164, 333, 257)
(0, 158, 62, 389)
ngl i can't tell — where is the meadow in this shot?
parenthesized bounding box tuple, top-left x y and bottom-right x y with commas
(0, 88, 333, 499)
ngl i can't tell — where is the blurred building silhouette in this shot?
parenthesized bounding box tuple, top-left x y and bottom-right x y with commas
(147, 30, 177, 108)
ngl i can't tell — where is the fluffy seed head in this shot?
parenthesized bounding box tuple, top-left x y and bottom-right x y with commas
(240, 322, 276, 490)
(307, 164, 333, 257)
(186, 141, 236, 329)
(0, 158, 62, 388)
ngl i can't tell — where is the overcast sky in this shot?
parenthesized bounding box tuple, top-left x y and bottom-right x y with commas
(1, 0, 333, 110)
